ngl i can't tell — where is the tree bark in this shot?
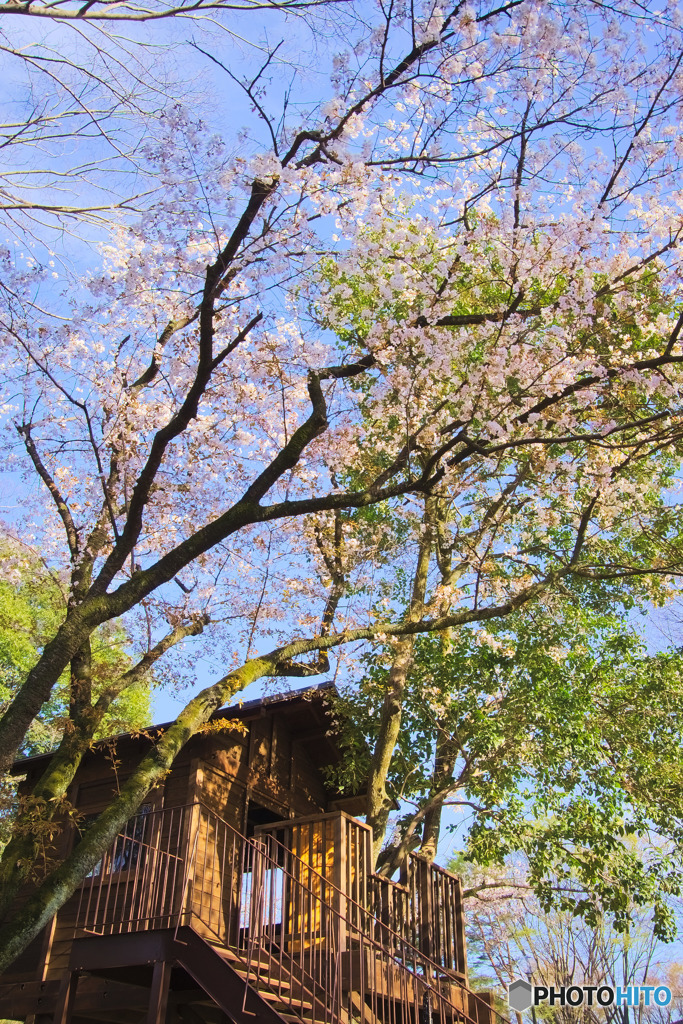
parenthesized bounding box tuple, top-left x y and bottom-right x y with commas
(366, 503, 433, 864)
(419, 732, 458, 863)
(0, 654, 265, 973)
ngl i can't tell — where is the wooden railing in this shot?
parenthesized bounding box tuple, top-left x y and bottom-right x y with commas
(75, 803, 504, 1024)
(76, 803, 191, 934)
(400, 856, 467, 979)
(256, 812, 468, 980)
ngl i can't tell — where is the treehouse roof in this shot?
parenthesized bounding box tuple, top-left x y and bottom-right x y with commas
(10, 682, 353, 783)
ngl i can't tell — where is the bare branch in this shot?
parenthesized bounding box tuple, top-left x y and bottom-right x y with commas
(16, 422, 79, 557)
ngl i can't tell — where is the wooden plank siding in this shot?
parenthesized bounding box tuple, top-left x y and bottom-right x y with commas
(1, 689, 371, 995)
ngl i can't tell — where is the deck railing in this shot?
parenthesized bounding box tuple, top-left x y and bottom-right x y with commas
(75, 803, 504, 1024)
(370, 859, 467, 980)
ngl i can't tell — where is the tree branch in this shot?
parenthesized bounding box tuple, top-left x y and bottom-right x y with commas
(17, 422, 79, 558)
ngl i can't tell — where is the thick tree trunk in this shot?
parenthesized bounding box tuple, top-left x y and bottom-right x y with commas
(0, 637, 99, 919)
(365, 506, 433, 865)
(418, 732, 458, 863)
(0, 712, 105, 922)
(0, 655, 267, 973)
(69, 638, 93, 720)
(0, 618, 207, 921)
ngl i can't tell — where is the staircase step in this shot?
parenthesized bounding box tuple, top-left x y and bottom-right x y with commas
(258, 992, 314, 1012)
(232, 967, 293, 989)
(213, 949, 294, 981)
(209, 942, 277, 968)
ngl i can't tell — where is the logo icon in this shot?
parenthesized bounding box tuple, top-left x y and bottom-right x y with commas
(508, 980, 533, 1012)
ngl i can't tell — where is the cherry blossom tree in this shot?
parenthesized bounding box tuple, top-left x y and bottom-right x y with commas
(0, 0, 350, 237)
(2, 0, 683, 973)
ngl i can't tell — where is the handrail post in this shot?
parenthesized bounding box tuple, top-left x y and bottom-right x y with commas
(176, 803, 201, 935)
(415, 854, 435, 968)
(332, 812, 346, 956)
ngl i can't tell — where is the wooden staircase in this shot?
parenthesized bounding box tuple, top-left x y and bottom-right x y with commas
(0, 803, 504, 1024)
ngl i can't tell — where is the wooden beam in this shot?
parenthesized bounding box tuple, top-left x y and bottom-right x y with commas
(53, 970, 78, 1024)
(146, 961, 171, 1024)
(0, 980, 60, 1018)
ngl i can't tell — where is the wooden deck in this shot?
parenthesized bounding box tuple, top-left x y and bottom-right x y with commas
(0, 803, 504, 1024)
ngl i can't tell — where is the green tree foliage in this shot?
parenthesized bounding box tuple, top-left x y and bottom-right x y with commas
(0, 538, 151, 756)
(333, 600, 683, 938)
(318, 217, 683, 876)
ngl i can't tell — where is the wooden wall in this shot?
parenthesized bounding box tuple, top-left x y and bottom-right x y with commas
(193, 716, 327, 824)
(5, 706, 336, 985)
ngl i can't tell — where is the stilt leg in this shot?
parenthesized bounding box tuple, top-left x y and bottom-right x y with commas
(147, 960, 172, 1024)
(52, 970, 78, 1024)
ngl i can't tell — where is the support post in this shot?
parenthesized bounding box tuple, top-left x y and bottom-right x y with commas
(416, 856, 434, 966)
(52, 970, 78, 1024)
(146, 960, 172, 1024)
(333, 813, 347, 953)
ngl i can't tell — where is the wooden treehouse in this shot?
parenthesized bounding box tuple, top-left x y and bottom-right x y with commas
(0, 685, 501, 1024)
